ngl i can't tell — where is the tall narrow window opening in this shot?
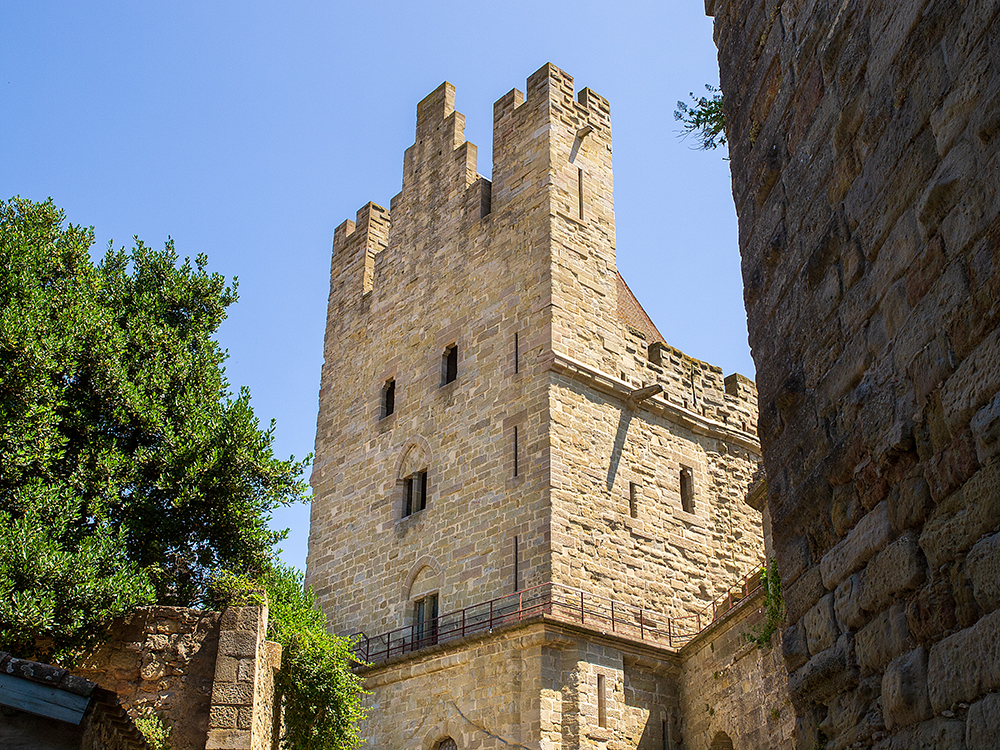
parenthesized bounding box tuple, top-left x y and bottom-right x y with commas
(680, 467, 695, 513)
(514, 332, 519, 374)
(413, 593, 438, 647)
(442, 344, 458, 385)
(382, 378, 395, 418)
(403, 470, 428, 517)
(577, 168, 585, 220)
(629, 482, 639, 519)
(597, 673, 607, 728)
(513, 426, 519, 477)
(513, 535, 519, 592)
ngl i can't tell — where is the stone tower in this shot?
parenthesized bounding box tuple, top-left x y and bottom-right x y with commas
(307, 64, 767, 749)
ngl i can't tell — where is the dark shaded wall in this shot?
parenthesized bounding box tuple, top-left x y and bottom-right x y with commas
(707, 0, 1000, 747)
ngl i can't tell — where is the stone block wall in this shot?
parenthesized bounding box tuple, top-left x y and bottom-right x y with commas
(549, 371, 763, 620)
(679, 594, 794, 750)
(76, 607, 221, 750)
(708, 0, 1000, 746)
(75, 604, 280, 750)
(354, 620, 684, 750)
(0, 652, 148, 750)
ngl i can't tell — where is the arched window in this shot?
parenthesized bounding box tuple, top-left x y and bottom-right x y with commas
(710, 731, 734, 750)
(435, 738, 457, 750)
(403, 560, 441, 650)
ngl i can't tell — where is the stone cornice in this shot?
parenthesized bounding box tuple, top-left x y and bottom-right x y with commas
(545, 351, 761, 455)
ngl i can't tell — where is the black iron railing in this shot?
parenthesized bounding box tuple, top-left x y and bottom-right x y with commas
(351, 564, 764, 665)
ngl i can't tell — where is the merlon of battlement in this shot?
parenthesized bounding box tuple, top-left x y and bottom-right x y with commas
(416, 82, 456, 138)
(331, 202, 390, 296)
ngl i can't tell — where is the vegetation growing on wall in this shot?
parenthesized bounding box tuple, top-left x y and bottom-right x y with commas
(674, 85, 726, 150)
(213, 564, 367, 750)
(0, 198, 364, 748)
(743, 558, 783, 649)
(0, 196, 309, 661)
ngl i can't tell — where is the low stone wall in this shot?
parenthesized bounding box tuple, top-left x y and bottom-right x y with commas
(75, 604, 280, 750)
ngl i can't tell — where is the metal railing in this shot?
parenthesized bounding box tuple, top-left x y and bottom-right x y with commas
(351, 563, 764, 665)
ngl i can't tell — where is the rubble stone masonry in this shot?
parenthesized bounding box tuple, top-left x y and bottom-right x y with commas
(708, 0, 1000, 747)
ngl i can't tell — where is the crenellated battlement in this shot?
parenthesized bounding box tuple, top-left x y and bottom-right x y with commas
(329, 63, 615, 310)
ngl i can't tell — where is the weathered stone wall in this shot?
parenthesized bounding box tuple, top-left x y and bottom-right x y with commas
(77, 607, 221, 750)
(75, 604, 280, 750)
(708, 0, 1000, 746)
(206, 604, 281, 750)
(308, 62, 762, 644)
(679, 592, 794, 750)
(355, 620, 683, 750)
(307, 72, 557, 638)
(549, 371, 762, 621)
(308, 62, 766, 747)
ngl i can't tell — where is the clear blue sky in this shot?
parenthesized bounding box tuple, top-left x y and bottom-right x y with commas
(1, 1, 750, 571)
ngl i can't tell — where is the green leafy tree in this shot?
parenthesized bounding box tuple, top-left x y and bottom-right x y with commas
(213, 564, 367, 750)
(674, 85, 727, 150)
(0, 196, 309, 659)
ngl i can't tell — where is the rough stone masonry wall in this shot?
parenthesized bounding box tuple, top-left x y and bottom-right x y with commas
(548, 371, 763, 622)
(708, 0, 1000, 747)
(679, 593, 795, 750)
(76, 607, 221, 750)
(75, 604, 280, 750)
(307, 73, 560, 640)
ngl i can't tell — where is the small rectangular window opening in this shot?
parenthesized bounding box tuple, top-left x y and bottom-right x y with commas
(513, 426, 519, 477)
(443, 344, 458, 385)
(577, 168, 585, 220)
(514, 332, 519, 374)
(629, 482, 639, 519)
(680, 467, 695, 513)
(597, 674, 607, 728)
(383, 378, 395, 418)
(404, 470, 428, 517)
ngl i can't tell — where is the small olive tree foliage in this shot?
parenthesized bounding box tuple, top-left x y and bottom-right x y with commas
(0, 488, 155, 663)
(674, 85, 727, 150)
(0, 197, 309, 661)
(213, 564, 367, 750)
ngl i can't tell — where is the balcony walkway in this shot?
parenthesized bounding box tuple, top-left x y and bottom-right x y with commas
(351, 564, 765, 665)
